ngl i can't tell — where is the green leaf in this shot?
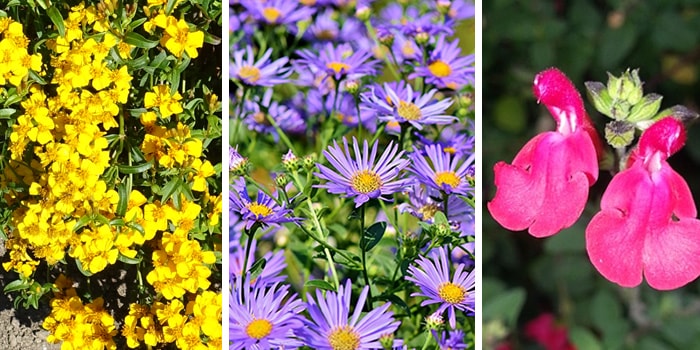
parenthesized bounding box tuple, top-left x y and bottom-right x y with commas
(118, 162, 152, 174)
(116, 183, 128, 217)
(160, 177, 181, 202)
(3, 279, 29, 293)
(118, 254, 142, 265)
(75, 258, 94, 277)
(482, 288, 526, 328)
(305, 279, 335, 291)
(124, 32, 159, 49)
(362, 221, 386, 252)
(47, 6, 65, 37)
(0, 108, 16, 119)
(73, 214, 92, 232)
(570, 327, 602, 350)
(248, 258, 267, 279)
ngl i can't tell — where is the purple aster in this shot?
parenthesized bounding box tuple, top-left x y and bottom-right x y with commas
(230, 237, 287, 286)
(314, 137, 409, 207)
(229, 146, 248, 174)
(230, 188, 300, 230)
(377, 4, 452, 36)
(307, 90, 377, 132)
(414, 132, 474, 158)
(240, 0, 316, 29)
(231, 46, 290, 86)
(406, 246, 476, 328)
(390, 33, 421, 64)
(241, 89, 306, 141)
(302, 280, 401, 349)
(439, 0, 476, 22)
(362, 83, 455, 130)
(411, 35, 475, 90)
(434, 329, 468, 349)
(409, 144, 473, 195)
(230, 278, 306, 349)
(398, 184, 473, 231)
(304, 9, 368, 47)
(296, 43, 379, 81)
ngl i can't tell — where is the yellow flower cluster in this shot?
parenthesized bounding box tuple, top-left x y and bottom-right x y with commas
(122, 291, 222, 349)
(0, 18, 42, 87)
(43, 275, 118, 350)
(146, 197, 217, 299)
(3, 4, 132, 277)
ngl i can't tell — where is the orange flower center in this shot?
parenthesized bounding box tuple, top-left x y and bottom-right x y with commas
(438, 282, 466, 304)
(246, 318, 273, 339)
(327, 61, 351, 74)
(262, 7, 282, 23)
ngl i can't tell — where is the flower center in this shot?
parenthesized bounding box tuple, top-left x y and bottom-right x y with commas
(435, 171, 461, 189)
(418, 203, 440, 220)
(428, 60, 452, 77)
(327, 61, 350, 74)
(247, 202, 273, 217)
(443, 146, 456, 154)
(238, 65, 261, 83)
(246, 318, 273, 340)
(328, 325, 361, 350)
(438, 282, 466, 304)
(397, 100, 422, 121)
(401, 42, 416, 56)
(351, 170, 382, 194)
(316, 29, 337, 41)
(252, 112, 270, 125)
(262, 7, 282, 23)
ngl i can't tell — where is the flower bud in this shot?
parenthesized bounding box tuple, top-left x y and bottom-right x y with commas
(605, 120, 635, 148)
(425, 312, 444, 331)
(627, 93, 662, 123)
(303, 153, 317, 170)
(275, 173, 290, 187)
(229, 146, 249, 176)
(378, 32, 395, 47)
(282, 150, 300, 172)
(436, 0, 452, 14)
(355, 6, 371, 21)
(415, 32, 430, 45)
(379, 333, 395, 350)
(585, 81, 613, 118)
(345, 80, 360, 94)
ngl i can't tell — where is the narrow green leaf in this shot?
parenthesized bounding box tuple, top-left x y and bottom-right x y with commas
(116, 183, 128, 217)
(305, 279, 335, 291)
(124, 31, 159, 49)
(118, 254, 142, 265)
(248, 258, 267, 279)
(160, 177, 181, 202)
(75, 259, 94, 277)
(47, 6, 65, 37)
(118, 162, 152, 174)
(73, 214, 92, 232)
(0, 108, 16, 119)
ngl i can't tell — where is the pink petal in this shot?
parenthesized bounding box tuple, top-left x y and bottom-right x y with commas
(643, 218, 700, 290)
(488, 130, 597, 237)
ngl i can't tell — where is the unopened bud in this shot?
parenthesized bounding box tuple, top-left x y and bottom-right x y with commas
(355, 6, 371, 21)
(627, 93, 662, 123)
(436, 0, 452, 14)
(414, 32, 430, 45)
(345, 80, 360, 94)
(378, 32, 395, 47)
(425, 312, 444, 330)
(379, 333, 395, 350)
(303, 153, 317, 170)
(229, 146, 249, 176)
(282, 150, 300, 172)
(275, 173, 289, 187)
(605, 120, 635, 148)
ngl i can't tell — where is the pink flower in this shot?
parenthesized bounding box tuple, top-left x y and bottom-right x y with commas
(586, 117, 700, 290)
(524, 313, 576, 350)
(488, 68, 600, 237)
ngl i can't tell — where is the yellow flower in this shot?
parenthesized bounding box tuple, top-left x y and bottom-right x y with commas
(190, 159, 215, 192)
(160, 16, 204, 59)
(144, 84, 183, 118)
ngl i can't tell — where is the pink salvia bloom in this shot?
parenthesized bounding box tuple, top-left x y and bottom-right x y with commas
(488, 68, 600, 237)
(586, 117, 700, 290)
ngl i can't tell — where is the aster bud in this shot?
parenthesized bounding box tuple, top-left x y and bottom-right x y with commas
(303, 153, 317, 170)
(282, 150, 300, 172)
(229, 146, 249, 176)
(435, 222, 452, 238)
(378, 32, 395, 47)
(355, 6, 371, 22)
(415, 32, 430, 45)
(379, 333, 395, 350)
(425, 312, 444, 331)
(345, 79, 360, 94)
(605, 120, 635, 148)
(437, 0, 452, 14)
(456, 107, 469, 118)
(275, 173, 290, 187)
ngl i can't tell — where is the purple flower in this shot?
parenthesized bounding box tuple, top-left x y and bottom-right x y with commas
(307, 89, 377, 132)
(240, 0, 316, 28)
(304, 9, 368, 47)
(398, 184, 473, 232)
(230, 278, 306, 349)
(414, 131, 474, 158)
(435, 329, 469, 349)
(378, 4, 452, 36)
(230, 188, 300, 230)
(229, 146, 248, 174)
(241, 89, 306, 141)
(406, 246, 476, 328)
(302, 280, 401, 349)
(362, 83, 455, 130)
(296, 43, 378, 81)
(315, 137, 409, 207)
(231, 46, 290, 86)
(411, 35, 475, 90)
(409, 144, 473, 196)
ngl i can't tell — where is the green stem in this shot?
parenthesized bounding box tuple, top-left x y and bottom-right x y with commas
(240, 228, 255, 284)
(359, 205, 373, 310)
(290, 172, 340, 288)
(421, 331, 434, 350)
